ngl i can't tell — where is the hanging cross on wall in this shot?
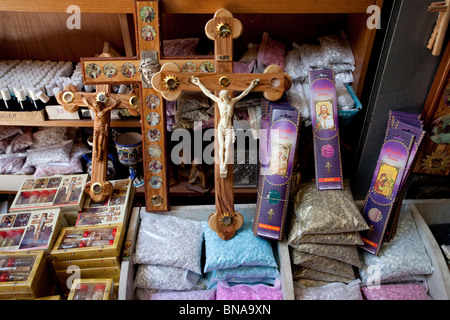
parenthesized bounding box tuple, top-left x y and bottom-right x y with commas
(61, 0, 215, 211)
(152, 9, 292, 240)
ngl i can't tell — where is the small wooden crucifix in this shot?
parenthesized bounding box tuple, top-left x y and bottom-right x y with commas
(152, 9, 291, 240)
(56, 52, 140, 203)
(70, 0, 215, 211)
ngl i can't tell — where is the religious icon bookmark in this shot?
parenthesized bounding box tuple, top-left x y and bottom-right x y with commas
(309, 69, 343, 190)
(253, 100, 301, 241)
(359, 126, 415, 255)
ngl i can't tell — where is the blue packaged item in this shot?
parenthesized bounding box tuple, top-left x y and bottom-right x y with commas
(203, 220, 278, 273)
(206, 265, 280, 289)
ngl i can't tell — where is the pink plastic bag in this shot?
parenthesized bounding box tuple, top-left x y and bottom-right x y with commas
(163, 38, 199, 56)
(257, 32, 285, 70)
(136, 289, 216, 300)
(216, 279, 283, 300)
(361, 284, 432, 300)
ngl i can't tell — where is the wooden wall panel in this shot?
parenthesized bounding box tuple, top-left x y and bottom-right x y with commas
(0, 0, 377, 14)
(0, 12, 127, 61)
(160, 13, 348, 59)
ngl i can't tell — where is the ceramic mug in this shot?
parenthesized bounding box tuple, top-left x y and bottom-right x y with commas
(115, 132, 143, 167)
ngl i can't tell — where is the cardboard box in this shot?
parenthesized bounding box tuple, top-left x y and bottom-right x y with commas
(10, 174, 88, 213)
(34, 295, 62, 300)
(52, 256, 120, 271)
(253, 100, 300, 241)
(45, 105, 80, 120)
(90, 109, 121, 120)
(75, 179, 135, 227)
(0, 250, 47, 298)
(0, 209, 63, 254)
(50, 224, 124, 261)
(0, 110, 46, 122)
(67, 278, 114, 300)
(56, 266, 121, 283)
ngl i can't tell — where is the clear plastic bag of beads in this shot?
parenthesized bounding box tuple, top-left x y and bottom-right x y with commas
(318, 34, 355, 65)
(24, 140, 73, 168)
(134, 264, 205, 291)
(359, 207, 434, 285)
(285, 47, 309, 82)
(287, 80, 310, 121)
(136, 288, 216, 300)
(294, 279, 363, 300)
(32, 127, 73, 148)
(134, 213, 204, 274)
(295, 43, 328, 71)
(336, 81, 355, 110)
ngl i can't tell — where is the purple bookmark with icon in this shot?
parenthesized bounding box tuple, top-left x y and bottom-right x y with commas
(253, 100, 301, 241)
(359, 126, 415, 255)
(309, 69, 343, 190)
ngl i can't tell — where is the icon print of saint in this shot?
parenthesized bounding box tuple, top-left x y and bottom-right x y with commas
(315, 101, 335, 130)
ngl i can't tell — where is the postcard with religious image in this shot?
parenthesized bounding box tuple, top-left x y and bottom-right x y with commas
(10, 174, 88, 213)
(0, 209, 63, 254)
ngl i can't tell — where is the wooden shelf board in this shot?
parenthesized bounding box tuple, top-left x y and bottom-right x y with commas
(169, 181, 256, 197)
(0, 0, 378, 14)
(0, 177, 256, 197)
(0, 119, 141, 128)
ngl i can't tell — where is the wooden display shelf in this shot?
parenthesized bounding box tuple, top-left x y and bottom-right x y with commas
(0, 177, 256, 198)
(0, 119, 140, 128)
(135, 181, 257, 197)
(0, 0, 378, 14)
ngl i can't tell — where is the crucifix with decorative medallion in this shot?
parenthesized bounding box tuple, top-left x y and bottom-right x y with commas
(56, 52, 140, 203)
(59, 0, 215, 211)
(152, 9, 291, 239)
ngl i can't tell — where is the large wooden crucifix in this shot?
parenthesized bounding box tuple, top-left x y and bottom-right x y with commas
(62, 0, 214, 211)
(151, 9, 291, 240)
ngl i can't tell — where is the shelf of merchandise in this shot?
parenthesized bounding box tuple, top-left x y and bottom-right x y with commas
(0, 177, 257, 198)
(0, 0, 383, 197)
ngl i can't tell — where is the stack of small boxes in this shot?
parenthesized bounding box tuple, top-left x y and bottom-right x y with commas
(67, 278, 115, 300)
(0, 174, 134, 299)
(0, 250, 50, 299)
(50, 179, 135, 297)
(0, 174, 88, 299)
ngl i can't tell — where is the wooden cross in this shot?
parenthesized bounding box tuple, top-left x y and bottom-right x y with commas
(56, 53, 140, 203)
(68, 0, 215, 211)
(152, 9, 291, 240)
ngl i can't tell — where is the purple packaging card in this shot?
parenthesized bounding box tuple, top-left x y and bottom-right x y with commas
(359, 127, 415, 255)
(389, 111, 423, 129)
(308, 69, 343, 190)
(392, 120, 425, 186)
(253, 100, 301, 241)
(384, 116, 425, 241)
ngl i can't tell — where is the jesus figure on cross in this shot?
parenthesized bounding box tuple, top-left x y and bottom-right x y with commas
(190, 76, 259, 178)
